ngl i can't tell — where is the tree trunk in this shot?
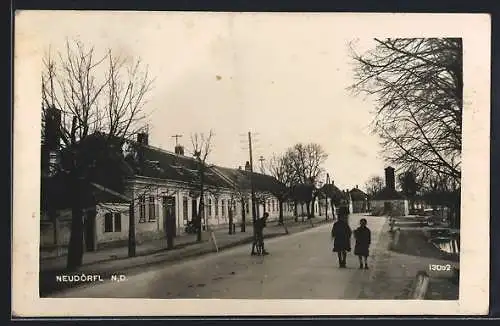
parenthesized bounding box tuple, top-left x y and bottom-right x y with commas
(331, 201, 336, 219)
(293, 201, 298, 222)
(66, 176, 84, 271)
(306, 201, 311, 219)
(197, 196, 204, 242)
(128, 201, 136, 257)
(228, 207, 233, 234)
(278, 200, 284, 225)
(240, 198, 246, 232)
(197, 164, 205, 242)
(310, 198, 316, 218)
(325, 199, 328, 220)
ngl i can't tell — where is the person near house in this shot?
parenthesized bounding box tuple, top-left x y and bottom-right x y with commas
(331, 205, 352, 268)
(251, 212, 269, 256)
(354, 218, 372, 269)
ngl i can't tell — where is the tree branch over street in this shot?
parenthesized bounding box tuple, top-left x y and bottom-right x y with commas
(348, 38, 462, 184)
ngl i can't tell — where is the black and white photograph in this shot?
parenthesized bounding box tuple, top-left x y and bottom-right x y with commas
(12, 11, 490, 316)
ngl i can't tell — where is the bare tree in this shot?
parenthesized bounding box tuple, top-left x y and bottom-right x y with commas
(41, 39, 155, 270)
(190, 130, 215, 242)
(286, 143, 328, 218)
(348, 38, 462, 184)
(267, 153, 295, 224)
(397, 170, 420, 210)
(365, 175, 384, 197)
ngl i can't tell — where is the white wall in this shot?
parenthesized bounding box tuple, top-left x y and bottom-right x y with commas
(96, 203, 129, 244)
(370, 199, 409, 216)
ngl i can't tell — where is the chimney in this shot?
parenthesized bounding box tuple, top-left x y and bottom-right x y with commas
(244, 161, 251, 172)
(137, 132, 149, 145)
(174, 145, 184, 155)
(43, 106, 62, 151)
(385, 166, 396, 191)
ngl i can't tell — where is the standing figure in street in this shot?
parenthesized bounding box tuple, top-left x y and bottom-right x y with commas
(331, 206, 352, 268)
(251, 212, 269, 256)
(354, 218, 371, 269)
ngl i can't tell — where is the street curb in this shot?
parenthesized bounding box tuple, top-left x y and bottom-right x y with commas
(40, 219, 331, 296)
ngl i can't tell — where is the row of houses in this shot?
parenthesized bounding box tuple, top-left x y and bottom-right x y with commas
(41, 130, 349, 257)
(40, 109, 409, 257)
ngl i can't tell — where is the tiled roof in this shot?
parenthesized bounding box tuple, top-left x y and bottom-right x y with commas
(41, 175, 130, 211)
(129, 144, 233, 189)
(350, 187, 369, 201)
(45, 133, 285, 203)
(321, 183, 343, 198)
(213, 166, 286, 195)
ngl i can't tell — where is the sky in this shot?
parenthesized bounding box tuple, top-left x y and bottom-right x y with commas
(23, 11, 389, 192)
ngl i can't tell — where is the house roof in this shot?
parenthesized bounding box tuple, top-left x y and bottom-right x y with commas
(44, 132, 285, 205)
(371, 187, 406, 200)
(213, 166, 286, 195)
(41, 175, 130, 211)
(320, 183, 347, 204)
(350, 187, 369, 201)
(127, 143, 233, 189)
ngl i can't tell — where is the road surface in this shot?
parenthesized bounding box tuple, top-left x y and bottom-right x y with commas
(52, 214, 387, 299)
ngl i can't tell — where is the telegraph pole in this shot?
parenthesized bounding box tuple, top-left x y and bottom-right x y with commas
(248, 131, 258, 223)
(172, 134, 183, 146)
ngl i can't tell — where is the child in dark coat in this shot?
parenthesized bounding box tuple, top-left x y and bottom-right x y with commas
(331, 206, 352, 268)
(353, 218, 371, 269)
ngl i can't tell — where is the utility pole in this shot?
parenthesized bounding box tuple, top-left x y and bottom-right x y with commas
(248, 131, 258, 223)
(172, 134, 183, 146)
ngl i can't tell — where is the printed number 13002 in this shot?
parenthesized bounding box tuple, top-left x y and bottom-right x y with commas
(429, 264, 452, 271)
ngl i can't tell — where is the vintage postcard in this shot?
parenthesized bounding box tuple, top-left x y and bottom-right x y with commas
(12, 11, 490, 316)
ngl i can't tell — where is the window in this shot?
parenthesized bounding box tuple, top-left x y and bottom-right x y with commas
(183, 197, 188, 221)
(208, 198, 212, 217)
(105, 212, 121, 232)
(221, 199, 226, 217)
(104, 213, 113, 232)
(215, 199, 219, 216)
(148, 196, 156, 221)
(114, 213, 122, 232)
(139, 196, 146, 222)
(272, 200, 276, 212)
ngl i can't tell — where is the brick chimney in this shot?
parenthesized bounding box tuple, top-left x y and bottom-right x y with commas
(174, 145, 184, 155)
(385, 166, 396, 191)
(244, 161, 251, 172)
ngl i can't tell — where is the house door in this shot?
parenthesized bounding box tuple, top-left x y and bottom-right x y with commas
(85, 210, 96, 252)
(163, 196, 176, 247)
